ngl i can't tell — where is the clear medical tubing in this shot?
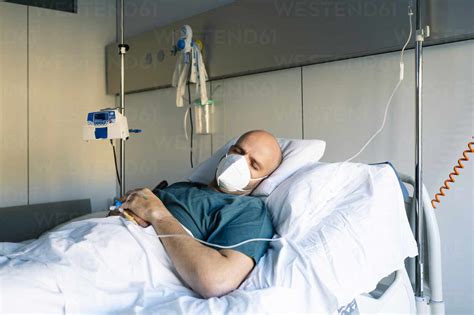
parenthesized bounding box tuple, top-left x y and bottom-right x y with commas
(344, 6, 413, 163)
(111, 200, 282, 249)
(154, 234, 281, 249)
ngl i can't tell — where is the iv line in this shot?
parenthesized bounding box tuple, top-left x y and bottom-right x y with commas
(153, 234, 282, 249)
(110, 202, 282, 249)
(345, 6, 413, 162)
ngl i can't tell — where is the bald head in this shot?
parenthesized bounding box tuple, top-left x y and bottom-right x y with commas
(218, 130, 282, 195)
(235, 130, 282, 173)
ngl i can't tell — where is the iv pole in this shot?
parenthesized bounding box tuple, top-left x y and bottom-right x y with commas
(118, 0, 128, 197)
(414, 0, 430, 308)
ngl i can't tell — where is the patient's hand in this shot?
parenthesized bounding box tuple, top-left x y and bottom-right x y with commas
(106, 209, 148, 227)
(121, 188, 173, 226)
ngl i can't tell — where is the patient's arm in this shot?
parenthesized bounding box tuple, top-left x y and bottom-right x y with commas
(152, 215, 254, 298)
(122, 188, 254, 298)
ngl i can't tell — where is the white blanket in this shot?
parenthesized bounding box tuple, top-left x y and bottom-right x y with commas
(251, 162, 418, 307)
(0, 163, 417, 314)
(0, 218, 326, 314)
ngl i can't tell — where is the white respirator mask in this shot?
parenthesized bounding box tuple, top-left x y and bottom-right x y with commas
(215, 154, 267, 193)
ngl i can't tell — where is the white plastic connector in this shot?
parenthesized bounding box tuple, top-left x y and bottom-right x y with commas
(109, 205, 124, 213)
(400, 63, 404, 81)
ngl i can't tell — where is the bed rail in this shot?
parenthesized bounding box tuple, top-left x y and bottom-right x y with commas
(399, 173, 445, 314)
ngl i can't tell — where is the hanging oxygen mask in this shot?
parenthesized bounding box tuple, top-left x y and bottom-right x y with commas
(172, 25, 215, 167)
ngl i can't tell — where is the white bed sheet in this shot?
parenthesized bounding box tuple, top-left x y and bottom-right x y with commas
(0, 163, 416, 314)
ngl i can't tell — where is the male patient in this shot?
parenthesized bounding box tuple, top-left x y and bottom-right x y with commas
(118, 129, 282, 299)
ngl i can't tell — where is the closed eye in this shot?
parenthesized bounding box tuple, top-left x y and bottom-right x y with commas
(231, 145, 262, 171)
(230, 145, 244, 155)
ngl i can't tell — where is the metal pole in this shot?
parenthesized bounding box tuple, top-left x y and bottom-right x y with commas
(118, 0, 127, 197)
(414, 0, 426, 298)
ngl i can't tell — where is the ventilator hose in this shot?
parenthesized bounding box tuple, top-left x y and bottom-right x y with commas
(431, 141, 474, 209)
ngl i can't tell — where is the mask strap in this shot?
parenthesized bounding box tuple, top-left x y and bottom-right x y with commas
(250, 175, 268, 181)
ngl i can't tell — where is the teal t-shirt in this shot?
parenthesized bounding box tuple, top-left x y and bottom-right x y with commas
(154, 182, 274, 264)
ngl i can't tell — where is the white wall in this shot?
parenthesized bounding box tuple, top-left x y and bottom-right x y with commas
(0, 1, 117, 211)
(124, 67, 304, 191)
(0, 3, 28, 207)
(211, 67, 303, 149)
(124, 87, 212, 190)
(125, 40, 473, 314)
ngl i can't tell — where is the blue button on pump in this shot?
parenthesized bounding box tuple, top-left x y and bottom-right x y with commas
(95, 127, 108, 139)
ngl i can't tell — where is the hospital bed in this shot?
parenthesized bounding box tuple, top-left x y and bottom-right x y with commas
(0, 162, 442, 314)
(60, 215, 415, 314)
(52, 168, 441, 314)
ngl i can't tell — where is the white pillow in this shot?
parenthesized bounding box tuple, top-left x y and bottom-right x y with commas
(188, 137, 326, 196)
(267, 162, 367, 238)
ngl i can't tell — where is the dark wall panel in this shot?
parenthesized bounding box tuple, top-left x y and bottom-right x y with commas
(5, 0, 77, 13)
(0, 199, 91, 242)
(106, 0, 474, 94)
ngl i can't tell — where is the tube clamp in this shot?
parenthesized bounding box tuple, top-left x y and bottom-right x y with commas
(118, 43, 130, 54)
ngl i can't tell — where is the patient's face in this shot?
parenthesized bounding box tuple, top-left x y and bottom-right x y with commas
(225, 130, 282, 193)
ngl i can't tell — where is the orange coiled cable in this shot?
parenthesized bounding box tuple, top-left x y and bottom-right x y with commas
(431, 141, 474, 209)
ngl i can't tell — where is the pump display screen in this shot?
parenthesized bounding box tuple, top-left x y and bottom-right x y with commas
(94, 113, 107, 121)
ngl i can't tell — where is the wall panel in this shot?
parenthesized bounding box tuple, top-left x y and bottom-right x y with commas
(107, 0, 474, 95)
(124, 87, 212, 189)
(303, 50, 415, 168)
(0, 3, 28, 207)
(211, 67, 303, 151)
(28, 1, 116, 211)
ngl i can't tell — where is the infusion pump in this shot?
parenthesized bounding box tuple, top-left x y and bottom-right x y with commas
(83, 109, 129, 141)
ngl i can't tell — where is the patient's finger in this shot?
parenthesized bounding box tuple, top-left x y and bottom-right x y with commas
(107, 210, 121, 217)
(125, 193, 137, 204)
(123, 189, 150, 210)
(119, 188, 142, 202)
(126, 188, 142, 195)
(122, 194, 139, 211)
